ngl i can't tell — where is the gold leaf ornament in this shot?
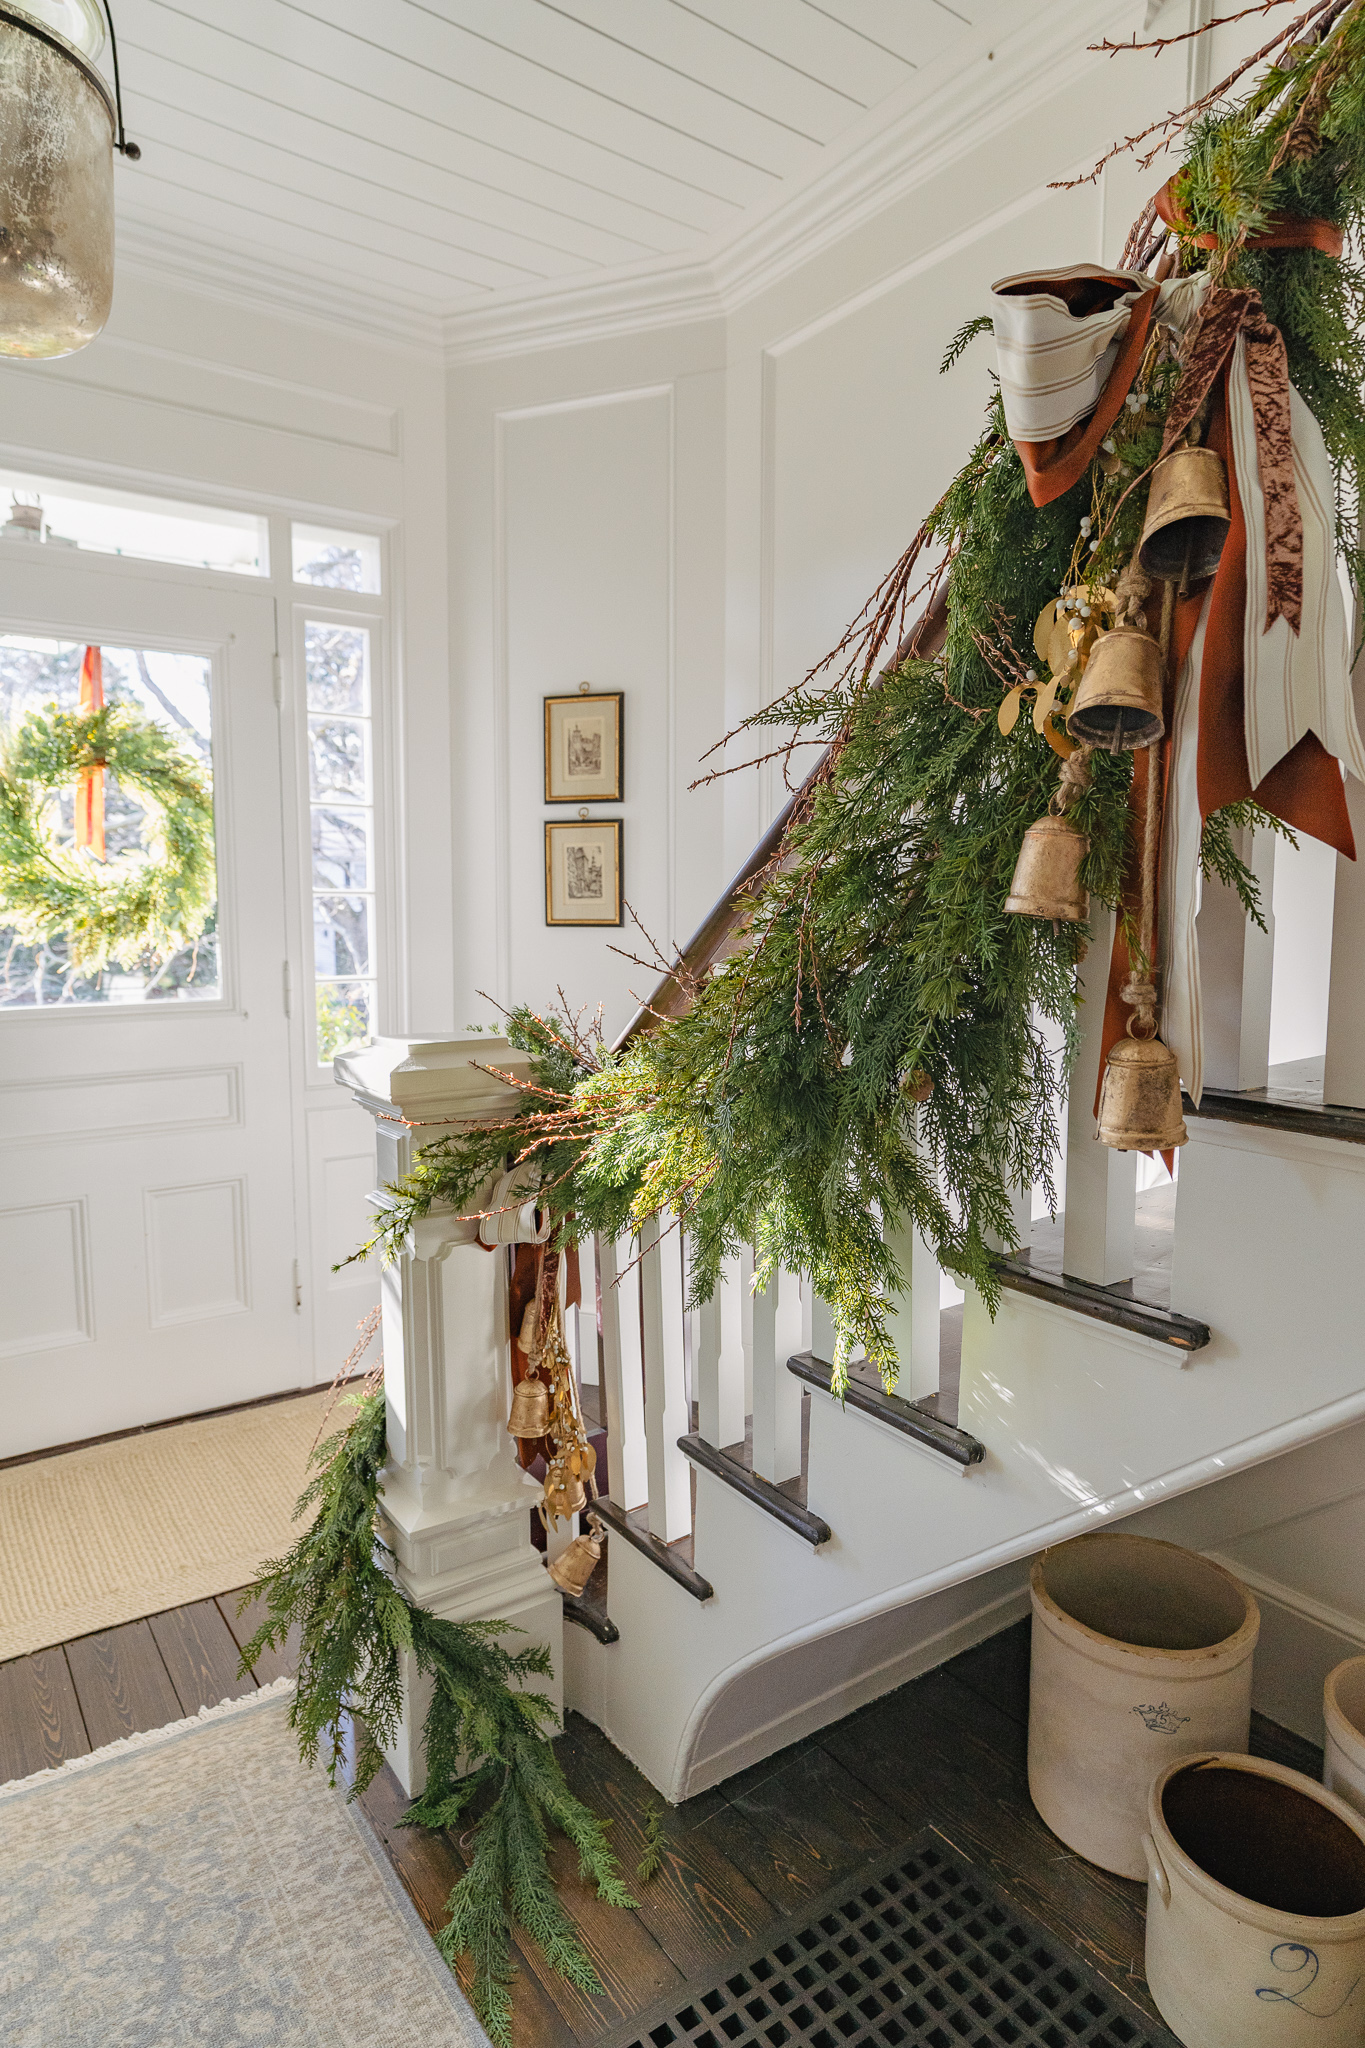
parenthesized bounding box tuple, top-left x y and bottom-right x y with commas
(998, 683, 1027, 735)
(1033, 599, 1060, 665)
(1031, 676, 1059, 732)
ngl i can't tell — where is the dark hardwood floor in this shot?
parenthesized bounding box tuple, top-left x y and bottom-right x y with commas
(0, 1602, 1323, 2047)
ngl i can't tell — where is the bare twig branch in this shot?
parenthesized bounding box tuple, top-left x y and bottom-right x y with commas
(1054, 0, 1345, 190)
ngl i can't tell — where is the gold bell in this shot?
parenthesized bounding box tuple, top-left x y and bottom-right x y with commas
(547, 1520, 603, 1598)
(1097, 1032, 1189, 1151)
(543, 1469, 588, 1519)
(1138, 445, 1231, 585)
(1004, 811, 1089, 923)
(1066, 625, 1164, 750)
(507, 1372, 550, 1438)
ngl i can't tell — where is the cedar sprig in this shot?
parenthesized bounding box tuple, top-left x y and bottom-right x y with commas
(241, 1394, 635, 2048)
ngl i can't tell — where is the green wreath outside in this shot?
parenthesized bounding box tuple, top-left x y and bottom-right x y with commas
(0, 703, 215, 974)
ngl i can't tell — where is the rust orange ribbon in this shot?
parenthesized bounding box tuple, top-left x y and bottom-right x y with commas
(998, 271, 1158, 510)
(1154, 177, 1344, 259)
(75, 645, 105, 862)
(996, 200, 1354, 1135)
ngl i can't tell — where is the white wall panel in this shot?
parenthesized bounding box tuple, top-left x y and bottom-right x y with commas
(0, 1067, 240, 1146)
(0, 1200, 93, 1357)
(499, 386, 673, 1032)
(144, 1179, 250, 1327)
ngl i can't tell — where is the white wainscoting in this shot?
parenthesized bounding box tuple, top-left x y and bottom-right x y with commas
(0, 1066, 242, 1146)
(0, 1198, 93, 1358)
(143, 1179, 250, 1329)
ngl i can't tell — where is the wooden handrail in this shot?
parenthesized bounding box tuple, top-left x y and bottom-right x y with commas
(613, 584, 949, 1050)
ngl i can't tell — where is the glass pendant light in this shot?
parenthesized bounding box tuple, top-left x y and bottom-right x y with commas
(0, 0, 138, 359)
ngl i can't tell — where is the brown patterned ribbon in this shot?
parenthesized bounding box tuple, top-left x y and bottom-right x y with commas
(1159, 286, 1303, 633)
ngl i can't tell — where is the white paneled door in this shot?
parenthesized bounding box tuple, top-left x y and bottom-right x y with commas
(0, 550, 304, 1456)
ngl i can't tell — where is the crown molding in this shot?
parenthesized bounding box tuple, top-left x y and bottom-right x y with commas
(439, 256, 724, 369)
(441, 0, 1141, 368)
(107, 0, 1142, 371)
(115, 218, 446, 360)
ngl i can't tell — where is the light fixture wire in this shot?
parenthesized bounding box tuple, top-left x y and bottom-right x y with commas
(97, 0, 138, 159)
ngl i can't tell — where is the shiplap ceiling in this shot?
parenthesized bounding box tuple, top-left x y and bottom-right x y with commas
(109, 0, 980, 343)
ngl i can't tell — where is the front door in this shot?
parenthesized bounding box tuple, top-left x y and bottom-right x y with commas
(0, 548, 303, 1456)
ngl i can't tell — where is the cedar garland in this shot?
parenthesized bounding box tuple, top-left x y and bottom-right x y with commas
(240, 1390, 634, 2047)
(345, 9, 1365, 1383)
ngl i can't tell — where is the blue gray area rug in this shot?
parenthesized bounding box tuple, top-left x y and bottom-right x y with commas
(0, 1680, 488, 2048)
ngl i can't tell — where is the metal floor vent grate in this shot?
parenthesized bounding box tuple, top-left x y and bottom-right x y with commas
(600, 1830, 1176, 2048)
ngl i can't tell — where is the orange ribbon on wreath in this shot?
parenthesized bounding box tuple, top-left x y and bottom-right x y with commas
(75, 645, 105, 861)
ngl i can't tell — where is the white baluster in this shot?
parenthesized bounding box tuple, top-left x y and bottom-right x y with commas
(597, 1232, 648, 1512)
(1063, 904, 1136, 1284)
(802, 1279, 837, 1363)
(1326, 652, 1365, 1106)
(638, 1215, 692, 1541)
(883, 1211, 942, 1404)
(695, 1249, 746, 1453)
(750, 1258, 803, 1484)
(1198, 825, 1276, 1091)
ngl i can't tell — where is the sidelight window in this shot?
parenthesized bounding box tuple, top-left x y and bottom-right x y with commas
(305, 620, 375, 1063)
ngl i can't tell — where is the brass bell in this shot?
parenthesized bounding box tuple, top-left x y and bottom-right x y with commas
(547, 1520, 603, 1597)
(543, 1468, 588, 1519)
(1138, 445, 1230, 585)
(1066, 625, 1164, 750)
(1004, 811, 1089, 922)
(507, 1372, 550, 1438)
(1097, 1032, 1189, 1151)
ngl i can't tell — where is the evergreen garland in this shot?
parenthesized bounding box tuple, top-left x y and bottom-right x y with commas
(240, 1392, 634, 2046)
(0, 703, 215, 972)
(345, 8, 1365, 1382)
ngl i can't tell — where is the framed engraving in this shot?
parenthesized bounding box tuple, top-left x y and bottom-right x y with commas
(545, 818, 622, 926)
(544, 690, 623, 803)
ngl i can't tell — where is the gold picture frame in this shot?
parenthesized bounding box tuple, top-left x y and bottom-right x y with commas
(545, 818, 622, 926)
(544, 690, 623, 804)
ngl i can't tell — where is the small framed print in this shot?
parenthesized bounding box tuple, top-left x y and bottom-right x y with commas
(544, 690, 623, 804)
(545, 818, 622, 926)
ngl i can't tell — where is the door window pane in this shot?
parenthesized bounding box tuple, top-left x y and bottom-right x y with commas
(311, 807, 369, 891)
(308, 718, 369, 803)
(0, 636, 218, 1007)
(316, 981, 373, 1063)
(293, 525, 381, 595)
(304, 622, 369, 713)
(305, 620, 374, 1064)
(313, 895, 370, 977)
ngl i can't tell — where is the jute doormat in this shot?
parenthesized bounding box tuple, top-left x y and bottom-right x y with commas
(0, 1682, 489, 2047)
(0, 1389, 337, 1660)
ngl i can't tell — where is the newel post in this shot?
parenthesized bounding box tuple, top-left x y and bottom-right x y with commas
(335, 1035, 562, 1795)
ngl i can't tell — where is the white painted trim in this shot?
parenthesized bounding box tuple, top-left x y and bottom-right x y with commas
(116, 228, 444, 360)
(673, 1374, 1365, 1791)
(682, 1578, 1031, 1798)
(490, 379, 677, 997)
(0, 1064, 243, 1145)
(439, 0, 1138, 367)
(1186, 1115, 1365, 1177)
(102, 0, 1143, 368)
(1205, 1554, 1365, 1653)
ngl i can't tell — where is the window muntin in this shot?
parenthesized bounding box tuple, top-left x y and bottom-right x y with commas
(305, 620, 375, 1063)
(0, 469, 266, 575)
(292, 523, 381, 595)
(0, 635, 218, 1007)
